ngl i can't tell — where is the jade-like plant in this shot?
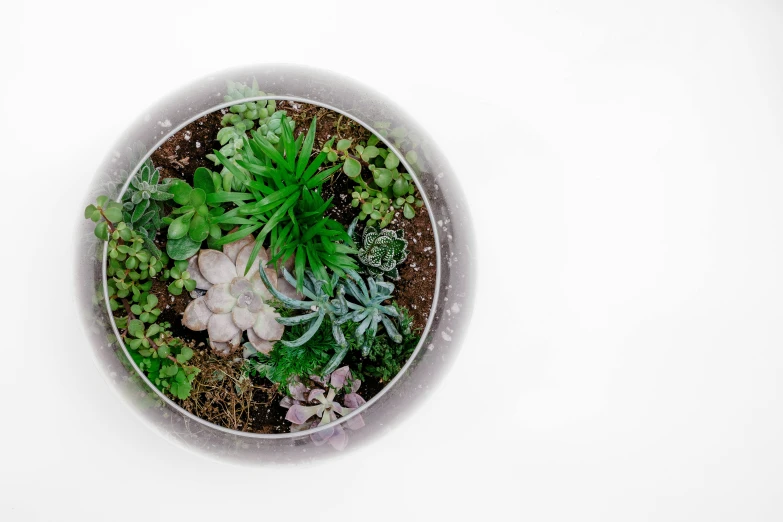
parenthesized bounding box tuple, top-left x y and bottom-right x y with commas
(181, 234, 285, 356)
(122, 159, 173, 256)
(163, 167, 241, 260)
(279, 366, 365, 450)
(165, 260, 197, 296)
(85, 195, 124, 240)
(210, 116, 357, 292)
(126, 319, 199, 400)
(84, 199, 168, 323)
(350, 218, 408, 280)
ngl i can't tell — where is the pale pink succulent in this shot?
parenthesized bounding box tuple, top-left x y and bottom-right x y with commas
(280, 366, 366, 450)
(181, 234, 296, 356)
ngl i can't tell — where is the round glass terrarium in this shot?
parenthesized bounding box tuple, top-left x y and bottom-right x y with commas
(76, 64, 475, 463)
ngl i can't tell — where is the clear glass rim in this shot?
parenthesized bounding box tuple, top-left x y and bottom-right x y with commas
(102, 95, 442, 439)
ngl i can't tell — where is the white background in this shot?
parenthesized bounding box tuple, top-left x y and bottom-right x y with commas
(2, 0, 783, 520)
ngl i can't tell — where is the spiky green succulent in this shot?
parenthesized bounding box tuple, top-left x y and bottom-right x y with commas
(340, 270, 403, 355)
(258, 267, 350, 349)
(350, 218, 408, 280)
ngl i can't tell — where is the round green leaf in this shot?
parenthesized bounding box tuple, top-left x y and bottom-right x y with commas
(170, 181, 192, 205)
(189, 188, 206, 207)
(336, 139, 352, 151)
(103, 206, 123, 223)
(393, 178, 408, 197)
(361, 145, 379, 162)
(384, 152, 400, 169)
(403, 203, 416, 219)
(374, 169, 393, 188)
(157, 345, 170, 358)
(343, 157, 362, 178)
(94, 221, 109, 241)
(189, 214, 210, 243)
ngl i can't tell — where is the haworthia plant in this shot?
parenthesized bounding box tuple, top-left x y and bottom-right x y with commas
(349, 218, 408, 280)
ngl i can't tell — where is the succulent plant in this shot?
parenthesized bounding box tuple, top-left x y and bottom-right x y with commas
(205, 79, 295, 191)
(324, 134, 423, 227)
(121, 160, 173, 256)
(211, 116, 357, 292)
(350, 218, 408, 280)
(279, 366, 366, 450)
(181, 234, 288, 356)
(341, 270, 404, 355)
(84, 195, 124, 240)
(165, 260, 197, 296)
(101, 220, 167, 320)
(257, 267, 350, 349)
(126, 319, 199, 400)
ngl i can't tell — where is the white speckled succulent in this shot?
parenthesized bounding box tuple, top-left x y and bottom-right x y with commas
(182, 234, 297, 356)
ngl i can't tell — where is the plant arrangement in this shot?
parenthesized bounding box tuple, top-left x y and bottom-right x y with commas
(84, 83, 439, 448)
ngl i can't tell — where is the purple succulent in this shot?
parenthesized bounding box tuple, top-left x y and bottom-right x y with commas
(280, 366, 366, 450)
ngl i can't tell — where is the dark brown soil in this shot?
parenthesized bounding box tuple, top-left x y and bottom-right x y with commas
(140, 101, 436, 433)
(150, 110, 223, 181)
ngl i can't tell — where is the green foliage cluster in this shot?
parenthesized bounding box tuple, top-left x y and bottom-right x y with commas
(85, 195, 200, 400)
(349, 304, 419, 383)
(205, 79, 294, 191)
(126, 319, 199, 400)
(323, 134, 423, 228)
(257, 265, 410, 373)
(164, 259, 197, 296)
(245, 303, 419, 389)
(244, 319, 336, 386)
(122, 159, 173, 256)
(162, 167, 238, 260)
(211, 116, 357, 291)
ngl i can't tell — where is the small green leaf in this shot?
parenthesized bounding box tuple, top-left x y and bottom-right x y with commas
(193, 167, 215, 194)
(158, 345, 170, 358)
(170, 181, 192, 205)
(374, 169, 393, 188)
(128, 319, 144, 338)
(189, 214, 210, 242)
(343, 157, 361, 178)
(403, 203, 415, 219)
(166, 236, 202, 261)
(103, 205, 123, 223)
(189, 188, 207, 207)
(385, 152, 400, 169)
(336, 139, 352, 151)
(168, 281, 183, 295)
(168, 212, 193, 239)
(94, 221, 109, 241)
